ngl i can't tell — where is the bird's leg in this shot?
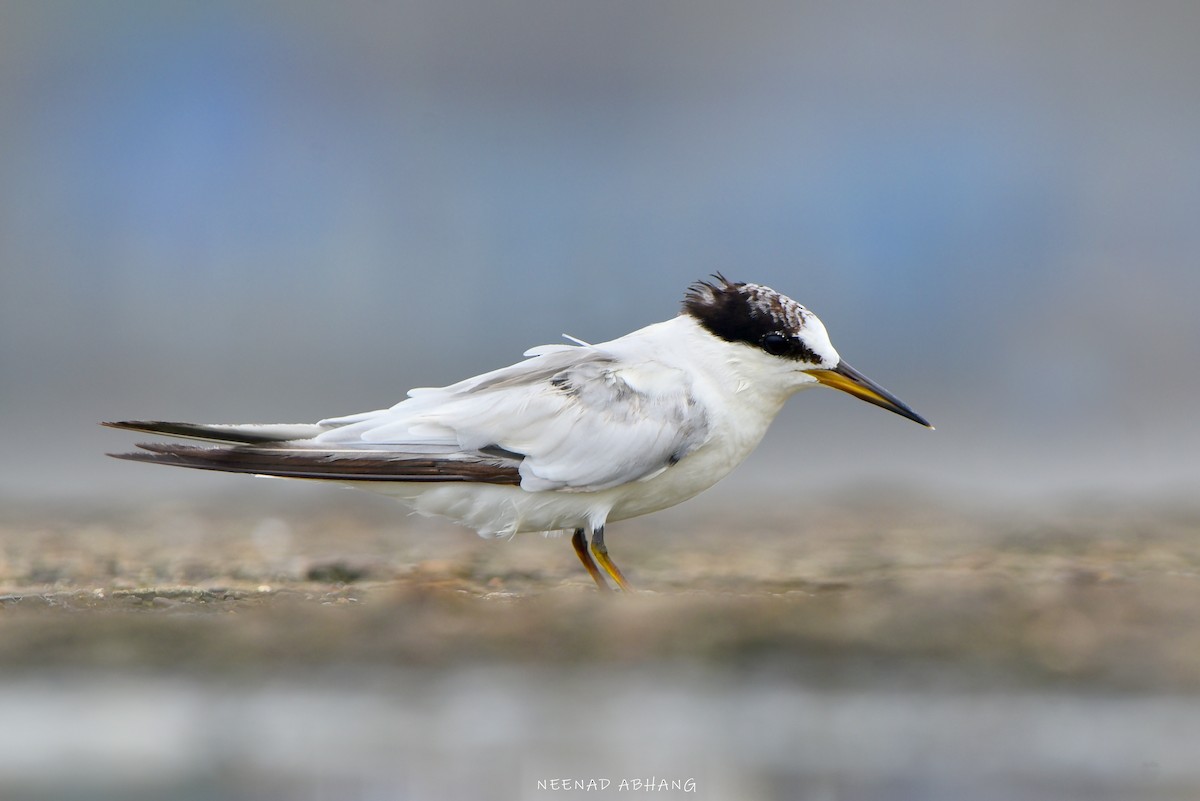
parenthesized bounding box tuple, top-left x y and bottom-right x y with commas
(590, 526, 634, 593)
(572, 528, 611, 592)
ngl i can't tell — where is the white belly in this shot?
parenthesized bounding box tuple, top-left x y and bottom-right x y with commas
(352, 402, 778, 537)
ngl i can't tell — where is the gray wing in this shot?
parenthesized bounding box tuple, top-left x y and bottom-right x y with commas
(106, 342, 711, 492)
(314, 343, 712, 492)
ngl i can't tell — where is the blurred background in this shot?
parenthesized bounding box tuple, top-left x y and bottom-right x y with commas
(2, 0, 1198, 503)
(2, 2, 1200, 800)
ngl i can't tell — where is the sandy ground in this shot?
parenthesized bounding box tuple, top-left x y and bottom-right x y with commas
(2, 485, 1200, 800)
(3, 487, 1200, 688)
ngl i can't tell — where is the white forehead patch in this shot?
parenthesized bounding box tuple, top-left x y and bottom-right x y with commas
(798, 311, 840, 367)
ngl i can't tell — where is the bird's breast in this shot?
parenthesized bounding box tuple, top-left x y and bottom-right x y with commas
(605, 395, 782, 522)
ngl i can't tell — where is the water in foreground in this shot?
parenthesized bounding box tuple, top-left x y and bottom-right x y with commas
(1, 488, 1198, 800)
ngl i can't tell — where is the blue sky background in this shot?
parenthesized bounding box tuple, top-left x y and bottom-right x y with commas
(2, 1, 1198, 501)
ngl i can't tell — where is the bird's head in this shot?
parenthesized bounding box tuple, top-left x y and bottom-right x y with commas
(682, 275, 932, 428)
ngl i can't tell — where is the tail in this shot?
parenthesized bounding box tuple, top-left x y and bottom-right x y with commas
(101, 420, 328, 445)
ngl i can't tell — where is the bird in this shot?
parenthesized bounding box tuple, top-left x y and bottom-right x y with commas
(104, 276, 931, 592)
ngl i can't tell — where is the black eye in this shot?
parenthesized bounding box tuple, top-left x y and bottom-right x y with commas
(760, 333, 791, 356)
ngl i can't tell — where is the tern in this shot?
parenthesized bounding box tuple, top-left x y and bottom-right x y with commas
(105, 276, 931, 591)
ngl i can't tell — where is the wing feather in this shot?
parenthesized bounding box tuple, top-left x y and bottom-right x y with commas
(106, 340, 711, 493)
(313, 343, 711, 492)
(109, 442, 520, 484)
(102, 420, 328, 444)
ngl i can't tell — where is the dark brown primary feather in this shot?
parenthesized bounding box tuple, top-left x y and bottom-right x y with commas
(108, 442, 522, 484)
(101, 420, 318, 445)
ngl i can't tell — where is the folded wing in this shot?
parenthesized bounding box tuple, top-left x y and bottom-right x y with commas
(107, 341, 711, 493)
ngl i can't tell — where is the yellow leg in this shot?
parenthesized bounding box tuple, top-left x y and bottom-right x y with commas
(572, 528, 611, 592)
(590, 526, 634, 593)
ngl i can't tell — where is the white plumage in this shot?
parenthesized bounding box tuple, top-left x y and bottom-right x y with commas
(106, 277, 930, 590)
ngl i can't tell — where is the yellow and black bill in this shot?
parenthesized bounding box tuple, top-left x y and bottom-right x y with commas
(807, 361, 933, 429)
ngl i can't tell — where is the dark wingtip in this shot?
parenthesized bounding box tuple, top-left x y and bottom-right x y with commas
(101, 419, 292, 445)
(102, 420, 163, 432)
(105, 450, 155, 462)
